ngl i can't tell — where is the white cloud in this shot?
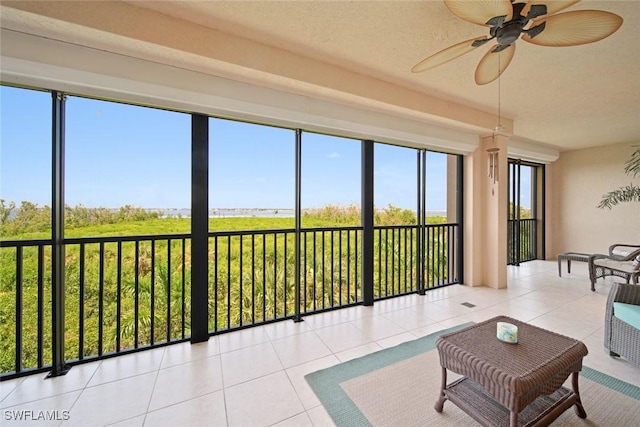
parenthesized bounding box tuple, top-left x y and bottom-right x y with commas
(328, 152, 340, 159)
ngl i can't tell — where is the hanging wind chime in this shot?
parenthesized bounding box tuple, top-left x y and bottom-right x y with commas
(488, 145, 500, 184)
(488, 50, 503, 196)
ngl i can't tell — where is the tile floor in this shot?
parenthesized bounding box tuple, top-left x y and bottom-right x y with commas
(1, 260, 639, 426)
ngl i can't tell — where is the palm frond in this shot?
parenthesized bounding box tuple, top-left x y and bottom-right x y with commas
(597, 184, 640, 209)
(624, 146, 640, 178)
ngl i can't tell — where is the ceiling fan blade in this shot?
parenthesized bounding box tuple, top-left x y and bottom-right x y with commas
(444, 0, 513, 26)
(475, 43, 516, 85)
(522, 10, 623, 47)
(412, 37, 490, 73)
(521, 1, 581, 20)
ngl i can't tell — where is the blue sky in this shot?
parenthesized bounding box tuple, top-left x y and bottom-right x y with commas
(1, 85, 525, 212)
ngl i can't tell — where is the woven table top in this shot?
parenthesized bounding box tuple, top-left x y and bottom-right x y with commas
(436, 316, 588, 410)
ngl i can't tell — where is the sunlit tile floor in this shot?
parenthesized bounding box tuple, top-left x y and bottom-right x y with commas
(2, 261, 639, 426)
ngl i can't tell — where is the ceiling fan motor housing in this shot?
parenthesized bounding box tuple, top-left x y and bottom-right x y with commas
(496, 22, 525, 46)
(491, 2, 541, 47)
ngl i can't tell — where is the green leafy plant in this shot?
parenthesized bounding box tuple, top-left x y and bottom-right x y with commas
(597, 146, 640, 209)
(1, 203, 454, 373)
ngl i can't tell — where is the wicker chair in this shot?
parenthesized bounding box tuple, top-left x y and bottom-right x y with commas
(604, 282, 640, 366)
(588, 244, 640, 291)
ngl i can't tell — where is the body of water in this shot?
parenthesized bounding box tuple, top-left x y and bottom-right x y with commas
(154, 208, 447, 218)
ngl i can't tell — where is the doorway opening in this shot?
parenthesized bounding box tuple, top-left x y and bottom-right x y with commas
(508, 159, 545, 265)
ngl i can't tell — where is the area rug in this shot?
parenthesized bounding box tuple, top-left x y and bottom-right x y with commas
(305, 323, 640, 427)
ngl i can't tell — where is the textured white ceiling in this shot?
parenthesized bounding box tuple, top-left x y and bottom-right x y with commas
(2, 0, 639, 152)
(129, 0, 640, 151)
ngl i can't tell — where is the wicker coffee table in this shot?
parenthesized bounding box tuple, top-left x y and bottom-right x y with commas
(434, 316, 588, 427)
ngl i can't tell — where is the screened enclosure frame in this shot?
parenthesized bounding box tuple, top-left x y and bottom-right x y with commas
(0, 84, 464, 380)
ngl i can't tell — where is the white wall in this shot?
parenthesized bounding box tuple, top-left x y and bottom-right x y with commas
(548, 142, 640, 256)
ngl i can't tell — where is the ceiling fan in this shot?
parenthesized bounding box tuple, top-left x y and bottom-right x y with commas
(411, 0, 623, 85)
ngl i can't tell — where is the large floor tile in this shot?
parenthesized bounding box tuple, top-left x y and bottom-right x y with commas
(408, 321, 452, 338)
(528, 312, 602, 341)
(376, 332, 419, 349)
(462, 303, 543, 323)
(314, 322, 372, 353)
(519, 287, 590, 306)
(1, 363, 98, 408)
(306, 405, 336, 427)
(430, 297, 486, 318)
(1, 390, 80, 427)
(421, 284, 474, 301)
(149, 356, 223, 411)
(415, 302, 460, 322)
(106, 415, 145, 427)
(349, 314, 406, 340)
(335, 342, 383, 363)
(285, 356, 340, 410)
(369, 297, 411, 314)
(220, 342, 282, 387)
(508, 294, 567, 313)
(262, 319, 311, 341)
(271, 332, 332, 369)
(382, 307, 436, 330)
(217, 327, 270, 354)
(0, 377, 24, 403)
(272, 412, 313, 427)
(159, 337, 220, 369)
(225, 371, 304, 427)
(144, 391, 227, 427)
(328, 305, 376, 322)
(87, 348, 164, 387)
(301, 310, 350, 330)
(63, 372, 156, 427)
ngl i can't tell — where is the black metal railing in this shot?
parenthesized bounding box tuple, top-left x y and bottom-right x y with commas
(375, 224, 458, 298)
(0, 234, 192, 379)
(0, 223, 458, 379)
(507, 218, 537, 265)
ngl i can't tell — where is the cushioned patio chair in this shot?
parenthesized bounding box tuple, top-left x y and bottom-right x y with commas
(589, 244, 640, 291)
(605, 282, 640, 366)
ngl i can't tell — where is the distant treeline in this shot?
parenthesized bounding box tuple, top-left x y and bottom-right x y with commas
(303, 203, 421, 225)
(0, 200, 161, 237)
(0, 200, 444, 238)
